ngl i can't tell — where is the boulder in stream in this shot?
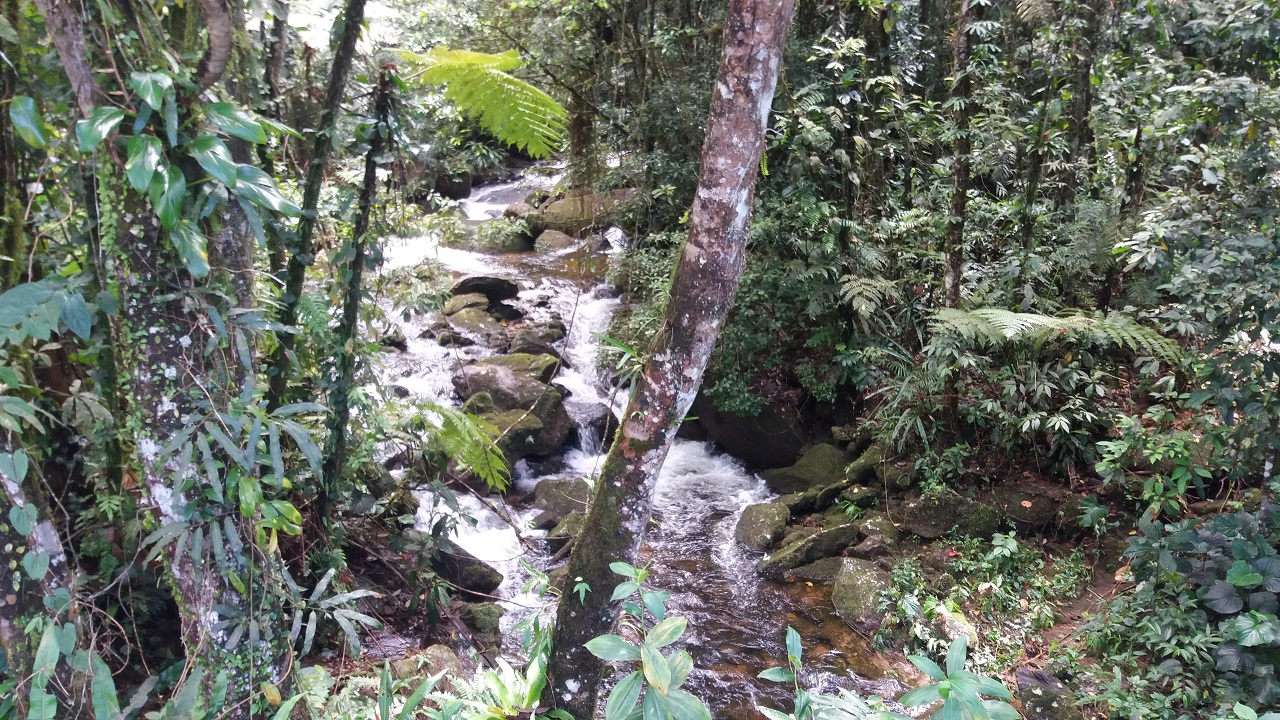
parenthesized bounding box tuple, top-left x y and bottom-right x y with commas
(757, 523, 861, 580)
(478, 353, 561, 384)
(535, 229, 578, 251)
(735, 502, 790, 551)
(547, 511, 585, 552)
(453, 361, 573, 458)
(688, 394, 805, 468)
(504, 201, 535, 219)
(393, 645, 466, 691)
(461, 602, 504, 638)
(762, 443, 849, 494)
(448, 308, 507, 345)
(530, 478, 591, 529)
(443, 293, 489, 316)
(567, 401, 619, 449)
(510, 329, 563, 360)
(535, 188, 637, 235)
(451, 275, 520, 302)
(783, 556, 846, 583)
(831, 558, 891, 632)
(433, 545, 503, 597)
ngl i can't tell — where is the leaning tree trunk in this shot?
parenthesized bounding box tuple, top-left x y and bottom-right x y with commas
(547, 0, 795, 715)
(268, 0, 369, 409)
(320, 68, 393, 519)
(941, 0, 975, 435)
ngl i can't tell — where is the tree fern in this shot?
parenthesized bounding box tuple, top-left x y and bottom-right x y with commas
(930, 308, 1183, 361)
(420, 401, 510, 491)
(400, 47, 567, 159)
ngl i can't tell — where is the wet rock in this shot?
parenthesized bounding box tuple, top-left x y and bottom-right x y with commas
(898, 492, 1003, 540)
(504, 201, 535, 219)
(437, 330, 475, 348)
(783, 556, 846, 583)
(489, 302, 525, 322)
(933, 607, 978, 645)
(757, 523, 862, 580)
(735, 502, 790, 551)
(547, 511, 585, 552)
(433, 545, 503, 597)
(762, 444, 849, 494)
(987, 480, 1078, 532)
(530, 478, 591, 529)
(840, 485, 880, 509)
(510, 329, 562, 359)
(831, 558, 891, 632)
(443, 292, 489, 316)
(463, 391, 495, 415)
(536, 188, 637, 235)
(1015, 668, 1084, 720)
(779, 527, 819, 549)
(452, 275, 520, 302)
(535, 229, 578, 250)
(569, 401, 619, 449)
(855, 511, 900, 546)
(546, 567, 569, 593)
(478, 353, 561, 384)
(847, 535, 890, 560)
(449, 307, 506, 338)
(689, 394, 805, 468)
(480, 410, 544, 462)
(881, 462, 914, 490)
(461, 602, 504, 637)
(435, 172, 472, 200)
(394, 645, 465, 690)
(379, 326, 408, 351)
(390, 385, 411, 399)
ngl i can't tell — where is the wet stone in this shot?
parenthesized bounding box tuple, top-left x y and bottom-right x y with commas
(735, 502, 790, 551)
(451, 275, 520, 302)
(443, 292, 489, 316)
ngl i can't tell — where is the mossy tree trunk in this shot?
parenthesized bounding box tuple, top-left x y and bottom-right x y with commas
(546, 1, 795, 716)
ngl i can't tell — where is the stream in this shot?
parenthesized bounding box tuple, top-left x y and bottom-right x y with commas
(377, 174, 908, 718)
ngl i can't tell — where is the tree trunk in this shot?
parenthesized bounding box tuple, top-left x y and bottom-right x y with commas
(268, 0, 368, 409)
(547, 0, 795, 715)
(942, 0, 973, 310)
(31, 0, 94, 116)
(321, 68, 393, 518)
(1057, 0, 1101, 210)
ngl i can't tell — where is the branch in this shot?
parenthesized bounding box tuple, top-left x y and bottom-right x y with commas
(196, 0, 233, 92)
(31, 0, 96, 116)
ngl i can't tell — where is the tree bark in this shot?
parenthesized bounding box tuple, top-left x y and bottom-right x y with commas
(1057, 0, 1101, 210)
(268, 0, 368, 409)
(321, 67, 392, 518)
(31, 0, 95, 116)
(196, 0, 234, 92)
(546, 0, 795, 716)
(942, 0, 973, 310)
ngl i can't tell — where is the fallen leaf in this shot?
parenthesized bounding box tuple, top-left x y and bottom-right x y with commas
(1020, 500, 1033, 508)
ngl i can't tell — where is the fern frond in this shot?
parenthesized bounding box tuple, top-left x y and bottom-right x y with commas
(930, 308, 1183, 362)
(420, 400, 510, 491)
(401, 47, 567, 159)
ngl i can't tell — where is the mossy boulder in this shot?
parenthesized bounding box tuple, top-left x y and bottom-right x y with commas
(762, 443, 849, 494)
(547, 511, 585, 552)
(1015, 668, 1084, 720)
(783, 556, 846, 583)
(478, 353, 561, 384)
(986, 480, 1078, 532)
(535, 229, 578, 251)
(433, 545, 503, 597)
(448, 308, 507, 346)
(393, 645, 466, 689)
(855, 511, 900, 546)
(831, 558, 891, 632)
(510, 329, 562, 360)
(504, 202, 535, 219)
(530, 478, 591, 529)
(443, 293, 489, 316)
(898, 492, 1003, 540)
(463, 391, 495, 415)
(688, 393, 805, 468)
(735, 502, 790, 551)
(480, 410, 544, 463)
(757, 523, 861, 580)
(521, 321, 567, 344)
(453, 362, 572, 458)
(379, 326, 408, 351)
(461, 602, 504, 636)
(535, 189, 637, 235)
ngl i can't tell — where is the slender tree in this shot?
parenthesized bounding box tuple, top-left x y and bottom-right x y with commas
(943, 0, 975, 310)
(546, 0, 796, 715)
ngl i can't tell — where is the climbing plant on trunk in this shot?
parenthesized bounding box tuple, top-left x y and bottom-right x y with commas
(546, 0, 796, 715)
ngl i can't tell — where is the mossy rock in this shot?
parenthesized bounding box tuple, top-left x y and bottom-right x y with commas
(986, 480, 1078, 531)
(530, 478, 591, 529)
(831, 558, 891, 632)
(433, 546, 503, 597)
(461, 602, 504, 636)
(463, 391, 496, 415)
(782, 556, 846, 583)
(393, 645, 466, 690)
(478, 353, 561, 384)
(762, 443, 849, 494)
(443, 293, 489, 316)
(535, 229, 579, 251)
(855, 511, 900, 545)
(840, 485, 880, 509)
(510, 330, 562, 360)
(757, 523, 862, 580)
(735, 502, 790, 551)
(779, 527, 819, 549)
(449, 307, 506, 340)
(547, 511, 585, 551)
(453, 363, 572, 458)
(1015, 668, 1084, 720)
(480, 410, 543, 461)
(898, 492, 1003, 540)
(536, 189, 637, 235)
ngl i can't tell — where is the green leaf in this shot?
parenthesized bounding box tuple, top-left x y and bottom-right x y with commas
(757, 667, 795, 683)
(785, 626, 802, 665)
(271, 696, 304, 720)
(642, 685, 669, 720)
(585, 634, 641, 662)
(125, 134, 163, 193)
(604, 671, 643, 720)
(908, 654, 946, 681)
(9, 503, 34, 535)
(946, 636, 968, 676)
(23, 550, 49, 581)
(899, 683, 944, 707)
(32, 621, 60, 687)
(10, 96, 47, 148)
(148, 163, 186, 230)
(204, 102, 267, 143)
(90, 652, 121, 720)
(188, 135, 238, 188)
(169, 221, 210, 277)
(641, 590, 668, 621)
(163, 92, 178, 146)
(645, 616, 687, 648)
(640, 643, 671, 696)
(610, 562, 639, 579)
(27, 689, 56, 720)
(665, 688, 711, 720)
(1227, 560, 1264, 588)
(667, 649, 694, 689)
(127, 72, 173, 112)
(59, 292, 91, 340)
(611, 581, 640, 602)
(234, 164, 299, 216)
(76, 107, 125, 152)
(1204, 581, 1245, 614)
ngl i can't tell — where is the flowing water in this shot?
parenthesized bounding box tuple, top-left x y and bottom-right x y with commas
(379, 174, 908, 718)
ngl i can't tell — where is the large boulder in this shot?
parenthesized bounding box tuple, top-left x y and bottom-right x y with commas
(986, 480, 1079, 532)
(567, 401, 619, 450)
(1015, 668, 1084, 720)
(898, 492, 1003, 540)
(689, 394, 805, 468)
(510, 329, 562, 360)
(547, 511, 585, 552)
(762, 444, 849, 494)
(452, 275, 520, 302)
(735, 502, 790, 551)
(433, 545, 503, 596)
(461, 602, 504, 639)
(452, 362, 573, 458)
(478, 353, 561, 384)
(504, 202, 535, 219)
(783, 556, 846, 583)
(535, 229, 578, 251)
(831, 558, 891, 632)
(449, 307, 506, 339)
(757, 523, 861, 580)
(443, 293, 489, 316)
(393, 645, 466, 689)
(530, 478, 592, 529)
(535, 189, 637, 235)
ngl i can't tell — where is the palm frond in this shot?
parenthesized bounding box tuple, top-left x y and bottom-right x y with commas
(400, 47, 567, 159)
(930, 308, 1183, 361)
